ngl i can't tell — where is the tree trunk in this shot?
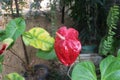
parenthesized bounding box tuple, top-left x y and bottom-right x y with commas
(61, 0, 65, 24)
(61, 6, 65, 24)
(14, 0, 19, 17)
(10, 0, 14, 17)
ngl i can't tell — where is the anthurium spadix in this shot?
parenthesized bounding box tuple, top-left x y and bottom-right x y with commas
(54, 26, 81, 66)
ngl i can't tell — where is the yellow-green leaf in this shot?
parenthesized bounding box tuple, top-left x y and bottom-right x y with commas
(5, 73, 25, 80)
(22, 27, 54, 51)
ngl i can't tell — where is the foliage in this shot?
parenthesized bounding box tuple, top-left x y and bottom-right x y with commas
(66, 0, 106, 44)
(0, 30, 6, 41)
(29, 0, 41, 18)
(72, 61, 97, 80)
(22, 27, 54, 51)
(0, 55, 4, 73)
(0, 17, 57, 80)
(4, 73, 25, 80)
(0, 18, 26, 42)
(0, 0, 11, 12)
(99, 5, 120, 55)
(0, 0, 26, 16)
(1, 2, 120, 80)
(50, 0, 57, 36)
(72, 54, 120, 80)
(36, 49, 57, 60)
(6, 18, 26, 40)
(30, 0, 41, 10)
(71, 5, 120, 80)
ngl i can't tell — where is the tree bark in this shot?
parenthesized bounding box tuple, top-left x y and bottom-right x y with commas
(10, 0, 14, 17)
(61, 6, 65, 24)
(14, 0, 19, 17)
(61, 0, 65, 24)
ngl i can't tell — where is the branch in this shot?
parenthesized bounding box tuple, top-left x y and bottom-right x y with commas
(21, 36, 29, 65)
(8, 49, 26, 65)
(67, 64, 74, 79)
(2, 63, 17, 69)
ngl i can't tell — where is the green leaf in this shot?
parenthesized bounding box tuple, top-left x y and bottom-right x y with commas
(117, 49, 120, 58)
(0, 55, 4, 62)
(0, 30, 6, 41)
(72, 61, 97, 80)
(36, 49, 57, 60)
(3, 38, 13, 44)
(0, 55, 4, 73)
(0, 63, 2, 73)
(4, 73, 25, 80)
(100, 55, 120, 80)
(100, 55, 115, 79)
(3, 38, 14, 49)
(5, 18, 26, 41)
(22, 27, 54, 51)
(99, 36, 114, 55)
(104, 71, 120, 80)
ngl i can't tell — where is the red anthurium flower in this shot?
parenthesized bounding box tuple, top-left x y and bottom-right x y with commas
(54, 26, 81, 66)
(0, 44, 7, 54)
(0, 38, 13, 55)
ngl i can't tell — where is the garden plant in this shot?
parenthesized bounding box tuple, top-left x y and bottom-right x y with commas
(0, 4, 120, 80)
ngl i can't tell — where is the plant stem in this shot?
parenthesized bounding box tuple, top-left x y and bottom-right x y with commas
(67, 64, 74, 79)
(78, 55, 81, 62)
(21, 36, 29, 65)
(9, 49, 26, 64)
(2, 63, 17, 69)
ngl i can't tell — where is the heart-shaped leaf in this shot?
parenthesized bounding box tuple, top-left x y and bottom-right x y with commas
(5, 18, 26, 41)
(4, 73, 25, 80)
(100, 55, 120, 80)
(22, 27, 54, 51)
(72, 61, 97, 80)
(36, 49, 57, 60)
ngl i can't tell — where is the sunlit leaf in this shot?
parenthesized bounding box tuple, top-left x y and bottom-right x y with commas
(22, 27, 54, 51)
(5, 73, 25, 80)
(3, 38, 14, 49)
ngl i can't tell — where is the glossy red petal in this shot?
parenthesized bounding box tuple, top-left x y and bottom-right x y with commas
(54, 26, 81, 66)
(0, 44, 7, 55)
(1, 44, 7, 50)
(0, 50, 4, 54)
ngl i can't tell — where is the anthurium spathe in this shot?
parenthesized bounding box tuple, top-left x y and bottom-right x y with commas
(54, 26, 81, 66)
(0, 38, 13, 54)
